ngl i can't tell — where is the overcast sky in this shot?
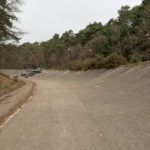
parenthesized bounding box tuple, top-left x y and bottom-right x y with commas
(17, 0, 142, 43)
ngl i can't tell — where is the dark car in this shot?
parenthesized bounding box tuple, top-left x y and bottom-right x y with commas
(25, 71, 35, 78)
(21, 68, 42, 78)
(33, 68, 42, 73)
(21, 70, 35, 78)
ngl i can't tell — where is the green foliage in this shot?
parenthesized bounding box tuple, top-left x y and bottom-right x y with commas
(105, 53, 127, 68)
(94, 55, 105, 68)
(135, 0, 150, 52)
(0, 0, 22, 44)
(69, 59, 91, 71)
(69, 60, 83, 71)
(69, 57, 103, 71)
(82, 58, 97, 70)
(129, 55, 141, 63)
(1, 0, 149, 70)
(76, 22, 103, 45)
(69, 54, 127, 70)
(56, 64, 71, 70)
(82, 55, 105, 70)
(61, 30, 76, 47)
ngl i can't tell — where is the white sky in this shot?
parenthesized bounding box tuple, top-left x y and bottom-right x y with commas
(16, 0, 142, 43)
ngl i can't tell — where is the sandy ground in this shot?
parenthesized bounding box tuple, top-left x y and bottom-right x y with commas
(0, 63, 150, 150)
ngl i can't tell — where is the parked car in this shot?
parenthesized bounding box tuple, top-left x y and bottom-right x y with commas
(21, 68, 42, 78)
(24, 70, 35, 78)
(33, 68, 42, 73)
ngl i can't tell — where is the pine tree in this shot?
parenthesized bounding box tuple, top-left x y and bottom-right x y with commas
(0, 0, 22, 45)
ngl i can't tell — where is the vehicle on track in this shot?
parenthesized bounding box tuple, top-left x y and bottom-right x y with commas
(33, 68, 42, 73)
(21, 68, 42, 78)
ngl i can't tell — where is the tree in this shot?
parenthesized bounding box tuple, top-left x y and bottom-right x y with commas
(1, 0, 149, 69)
(0, 0, 22, 45)
(76, 22, 103, 45)
(61, 30, 75, 47)
(117, 5, 139, 58)
(135, 0, 150, 52)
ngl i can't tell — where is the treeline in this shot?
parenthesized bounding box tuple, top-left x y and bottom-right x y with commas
(0, 0, 150, 69)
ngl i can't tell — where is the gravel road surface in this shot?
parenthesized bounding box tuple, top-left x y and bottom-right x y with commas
(0, 64, 150, 150)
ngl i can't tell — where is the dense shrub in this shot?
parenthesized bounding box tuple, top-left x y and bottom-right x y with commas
(94, 55, 105, 68)
(105, 53, 127, 68)
(69, 59, 96, 71)
(69, 60, 83, 70)
(57, 64, 71, 70)
(82, 58, 96, 70)
(69, 55, 105, 70)
(69, 54, 128, 70)
(129, 55, 141, 63)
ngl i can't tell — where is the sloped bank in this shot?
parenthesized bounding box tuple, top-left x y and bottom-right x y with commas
(0, 73, 25, 97)
(0, 79, 35, 127)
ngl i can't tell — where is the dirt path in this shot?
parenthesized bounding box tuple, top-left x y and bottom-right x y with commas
(0, 80, 35, 126)
(0, 64, 150, 150)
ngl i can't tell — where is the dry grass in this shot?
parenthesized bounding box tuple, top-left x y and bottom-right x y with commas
(0, 81, 36, 126)
(0, 73, 25, 97)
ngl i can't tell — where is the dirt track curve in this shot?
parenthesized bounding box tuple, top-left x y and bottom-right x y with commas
(0, 64, 150, 150)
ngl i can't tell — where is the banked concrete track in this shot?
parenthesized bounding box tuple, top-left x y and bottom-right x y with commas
(0, 63, 150, 150)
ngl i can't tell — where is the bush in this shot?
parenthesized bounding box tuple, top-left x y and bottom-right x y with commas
(82, 58, 96, 70)
(94, 55, 105, 68)
(70, 59, 96, 71)
(57, 64, 71, 70)
(69, 54, 127, 70)
(69, 55, 105, 70)
(105, 53, 127, 68)
(129, 55, 141, 63)
(69, 60, 83, 70)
